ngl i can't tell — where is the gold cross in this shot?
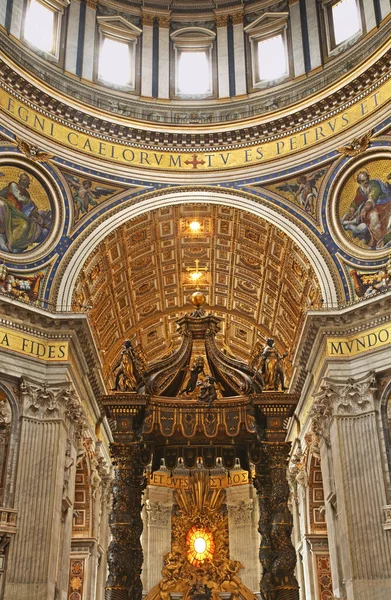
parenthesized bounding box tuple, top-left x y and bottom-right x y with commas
(186, 260, 208, 290)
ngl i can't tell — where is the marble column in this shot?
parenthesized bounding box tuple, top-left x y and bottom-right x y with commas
(231, 12, 247, 96)
(4, 380, 87, 600)
(226, 483, 260, 592)
(65, 0, 81, 75)
(141, 13, 154, 97)
(106, 443, 146, 600)
(158, 15, 170, 99)
(254, 443, 299, 600)
(311, 373, 391, 600)
(215, 14, 230, 99)
(289, 0, 305, 77)
(82, 0, 97, 81)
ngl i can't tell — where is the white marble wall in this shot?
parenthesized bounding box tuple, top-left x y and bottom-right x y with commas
(141, 485, 173, 592)
(158, 25, 170, 99)
(289, 1, 305, 77)
(379, 0, 391, 20)
(216, 24, 230, 98)
(363, 0, 377, 31)
(305, 0, 322, 70)
(141, 24, 154, 97)
(0, 0, 7, 29)
(226, 483, 261, 592)
(65, 0, 80, 75)
(9, 0, 23, 39)
(82, 4, 96, 81)
(233, 22, 247, 96)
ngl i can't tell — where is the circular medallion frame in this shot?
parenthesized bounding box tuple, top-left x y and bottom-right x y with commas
(329, 151, 391, 260)
(0, 155, 63, 264)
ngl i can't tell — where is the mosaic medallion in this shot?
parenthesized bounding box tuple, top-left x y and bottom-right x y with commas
(332, 154, 391, 257)
(0, 159, 57, 258)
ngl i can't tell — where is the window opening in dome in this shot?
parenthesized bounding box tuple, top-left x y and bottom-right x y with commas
(99, 37, 132, 86)
(332, 0, 361, 45)
(24, 0, 56, 54)
(177, 51, 210, 95)
(257, 34, 288, 82)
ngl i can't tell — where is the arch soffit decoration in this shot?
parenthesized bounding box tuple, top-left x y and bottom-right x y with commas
(55, 188, 341, 310)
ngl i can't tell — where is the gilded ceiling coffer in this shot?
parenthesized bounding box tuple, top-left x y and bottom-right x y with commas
(103, 295, 299, 600)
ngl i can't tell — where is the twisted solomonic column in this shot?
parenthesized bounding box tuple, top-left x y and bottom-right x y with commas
(253, 443, 299, 600)
(105, 443, 146, 600)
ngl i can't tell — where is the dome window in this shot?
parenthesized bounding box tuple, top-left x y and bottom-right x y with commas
(171, 28, 216, 99)
(322, 0, 362, 54)
(96, 16, 142, 90)
(332, 0, 361, 44)
(257, 34, 288, 82)
(245, 12, 290, 89)
(23, 0, 65, 57)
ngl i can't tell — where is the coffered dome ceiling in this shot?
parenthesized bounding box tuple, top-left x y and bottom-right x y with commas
(72, 204, 321, 377)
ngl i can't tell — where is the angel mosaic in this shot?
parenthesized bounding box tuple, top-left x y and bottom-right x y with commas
(64, 174, 117, 222)
(340, 167, 391, 250)
(273, 168, 327, 215)
(0, 167, 52, 253)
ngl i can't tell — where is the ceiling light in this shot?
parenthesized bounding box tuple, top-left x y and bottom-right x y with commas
(189, 271, 202, 281)
(189, 220, 201, 232)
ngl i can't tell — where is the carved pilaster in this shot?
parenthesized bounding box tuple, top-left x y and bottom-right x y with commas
(254, 443, 299, 600)
(105, 443, 146, 600)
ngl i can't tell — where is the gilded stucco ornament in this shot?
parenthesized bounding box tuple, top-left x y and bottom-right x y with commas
(337, 130, 373, 157)
(16, 138, 53, 163)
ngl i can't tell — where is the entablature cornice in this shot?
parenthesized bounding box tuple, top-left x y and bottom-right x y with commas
(0, 30, 390, 152)
(0, 296, 106, 403)
(290, 292, 391, 394)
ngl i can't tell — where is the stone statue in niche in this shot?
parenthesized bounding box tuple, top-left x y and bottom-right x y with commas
(63, 448, 74, 495)
(251, 338, 287, 391)
(112, 339, 146, 392)
(0, 167, 52, 253)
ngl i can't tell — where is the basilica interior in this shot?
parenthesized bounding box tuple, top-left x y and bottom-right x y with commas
(0, 0, 391, 599)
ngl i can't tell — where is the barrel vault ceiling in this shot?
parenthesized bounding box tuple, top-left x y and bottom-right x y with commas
(72, 204, 321, 377)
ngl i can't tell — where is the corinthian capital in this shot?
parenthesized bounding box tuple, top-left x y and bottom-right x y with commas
(20, 379, 89, 439)
(310, 372, 377, 442)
